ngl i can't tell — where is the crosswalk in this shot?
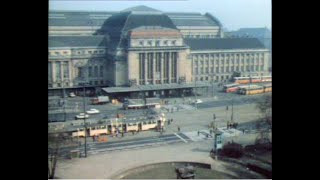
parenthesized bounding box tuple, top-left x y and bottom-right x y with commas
(65, 128, 243, 157)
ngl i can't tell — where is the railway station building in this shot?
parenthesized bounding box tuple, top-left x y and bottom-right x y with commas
(48, 6, 270, 98)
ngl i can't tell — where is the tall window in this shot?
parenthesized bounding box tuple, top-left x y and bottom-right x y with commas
(63, 62, 69, 79)
(48, 62, 52, 81)
(256, 65, 259, 71)
(94, 66, 98, 77)
(55, 62, 61, 80)
(156, 53, 161, 72)
(216, 67, 219, 73)
(88, 66, 92, 77)
(78, 67, 82, 78)
(100, 65, 103, 77)
(139, 53, 145, 83)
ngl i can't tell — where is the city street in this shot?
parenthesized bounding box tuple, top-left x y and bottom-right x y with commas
(48, 85, 269, 122)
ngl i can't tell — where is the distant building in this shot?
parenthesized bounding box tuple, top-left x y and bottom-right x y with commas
(226, 27, 271, 68)
(227, 28, 271, 49)
(48, 6, 270, 98)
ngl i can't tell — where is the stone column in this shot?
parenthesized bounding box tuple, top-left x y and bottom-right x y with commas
(61, 61, 64, 82)
(168, 52, 172, 84)
(160, 52, 164, 84)
(152, 52, 156, 84)
(176, 52, 179, 83)
(52, 61, 56, 83)
(69, 61, 73, 86)
(144, 53, 148, 84)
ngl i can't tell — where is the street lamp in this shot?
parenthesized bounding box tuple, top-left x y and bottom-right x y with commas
(80, 82, 89, 158)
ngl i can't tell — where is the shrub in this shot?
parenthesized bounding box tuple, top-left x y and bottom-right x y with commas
(221, 142, 244, 158)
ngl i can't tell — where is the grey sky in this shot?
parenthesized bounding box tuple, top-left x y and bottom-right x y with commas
(49, 0, 271, 31)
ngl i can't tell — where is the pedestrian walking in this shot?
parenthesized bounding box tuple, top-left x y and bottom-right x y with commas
(210, 129, 213, 135)
(213, 114, 216, 120)
(226, 106, 229, 110)
(178, 126, 180, 132)
(122, 131, 124, 137)
(198, 131, 200, 136)
(92, 136, 95, 142)
(242, 129, 245, 134)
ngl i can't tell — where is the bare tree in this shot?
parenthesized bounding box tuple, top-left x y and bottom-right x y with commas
(48, 133, 65, 179)
(255, 94, 272, 144)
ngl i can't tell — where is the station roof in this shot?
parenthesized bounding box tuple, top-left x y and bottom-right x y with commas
(49, 6, 220, 28)
(102, 83, 210, 93)
(49, 35, 107, 48)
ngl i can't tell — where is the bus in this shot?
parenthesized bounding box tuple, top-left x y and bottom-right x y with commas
(237, 84, 272, 95)
(223, 83, 240, 93)
(233, 76, 272, 84)
(261, 76, 272, 82)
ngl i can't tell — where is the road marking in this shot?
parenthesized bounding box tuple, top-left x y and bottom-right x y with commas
(174, 133, 188, 143)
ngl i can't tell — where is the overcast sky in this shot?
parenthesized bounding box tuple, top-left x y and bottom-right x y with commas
(49, 0, 271, 31)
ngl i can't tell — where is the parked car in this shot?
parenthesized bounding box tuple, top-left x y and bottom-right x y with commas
(86, 109, 100, 114)
(69, 92, 76, 97)
(76, 113, 89, 119)
(193, 99, 203, 104)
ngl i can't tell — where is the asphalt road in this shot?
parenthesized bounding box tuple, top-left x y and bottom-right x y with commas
(56, 133, 190, 158)
(48, 94, 267, 122)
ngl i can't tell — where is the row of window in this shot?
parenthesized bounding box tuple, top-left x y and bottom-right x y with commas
(88, 66, 104, 77)
(49, 50, 105, 56)
(194, 65, 264, 74)
(183, 34, 217, 38)
(138, 40, 176, 47)
(194, 58, 264, 66)
(193, 53, 265, 59)
(194, 74, 264, 82)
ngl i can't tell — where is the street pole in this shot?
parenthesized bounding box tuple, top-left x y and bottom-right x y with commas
(63, 85, 66, 122)
(194, 80, 197, 109)
(231, 98, 234, 122)
(82, 83, 87, 158)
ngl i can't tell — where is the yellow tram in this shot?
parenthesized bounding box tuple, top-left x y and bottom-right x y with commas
(70, 114, 166, 138)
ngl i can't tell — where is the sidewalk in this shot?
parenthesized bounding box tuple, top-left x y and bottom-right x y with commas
(55, 131, 268, 179)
